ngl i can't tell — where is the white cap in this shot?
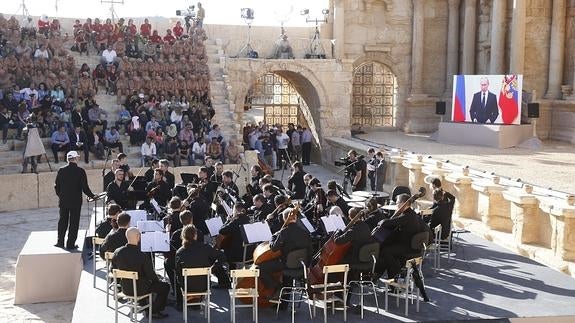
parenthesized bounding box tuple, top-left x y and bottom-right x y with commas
(66, 151, 80, 159)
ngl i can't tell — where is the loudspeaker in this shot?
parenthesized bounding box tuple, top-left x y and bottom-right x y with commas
(435, 101, 446, 115)
(527, 103, 539, 118)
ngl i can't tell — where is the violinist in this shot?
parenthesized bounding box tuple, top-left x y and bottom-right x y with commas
(218, 203, 251, 268)
(363, 197, 387, 231)
(95, 203, 122, 238)
(266, 195, 290, 234)
(103, 159, 120, 191)
(106, 169, 130, 210)
(210, 161, 224, 183)
(221, 170, 239, 198)
(303, 178, 326, 223)
(287, 161, 306, 199)
(204, 156, 215, 179)
(99, 212, 131, 260)
(262, 183, 278, 207)
(300, 173, 315, 209)
(260, 207, 312, 296)
(146, 169, 171, 207)
(144, 158, 159, 183)
(163, 197, 183, 237)
(247, 165, 264, 196)
(375, 193, 430, 279)
(185, 186, 210, 237)
(326, 189, 351, 218)
(198, 166, 217, 202)
(262, 174, 286, 191)
(250, 194, 274, 222)
(159, 159, 175, 190)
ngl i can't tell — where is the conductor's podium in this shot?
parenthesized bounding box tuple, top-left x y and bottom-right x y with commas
(14, 231, 85, 304)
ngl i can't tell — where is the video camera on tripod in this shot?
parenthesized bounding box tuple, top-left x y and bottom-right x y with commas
(335, 155, 364, 177)
(176, 6, 196, 31)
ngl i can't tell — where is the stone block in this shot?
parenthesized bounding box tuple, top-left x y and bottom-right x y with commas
(503, 187, 540, 245)
(38, 171, 58, 209)
(0, 173, 38, 212)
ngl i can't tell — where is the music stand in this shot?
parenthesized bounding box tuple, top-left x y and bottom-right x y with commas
(88, 192, 108, 231)
(181, 173, 199, 185)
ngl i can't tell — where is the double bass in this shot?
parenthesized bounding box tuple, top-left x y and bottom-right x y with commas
(235, 203, 300, 307)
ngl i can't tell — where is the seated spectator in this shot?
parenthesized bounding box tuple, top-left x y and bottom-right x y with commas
(140, 18, 152, 39)
(224, 138, 243, 164)
(106, 64, 119, 95)
(87, 126, 105, 160)
(164, 136, 179, 167)
(141, 136, 157, 167)
(51, 125, 70, 163)
(93, 64, 107, 88)
(104, 126, 124, 153)
(38, 15, 50, 36)
(173, 21, 184, 39)
(88, 104, 108, 131)
(163, 29, 176, 45)
(178, 139, 192, 166)
(115, 105, 131, 134)
(128, 115, 145, 146)
(150, 30, 163, 44)
(34, 44, 50, 60)
(179, 122, 194, 145)
(1, 105, 10, 144)
(145, 116, 160, 133)
(207, 138, 222, 161)
(191, 137, 206, 166)
(51, 84, 65, 106)
(69, 126, 89, 164)
(101, 44, 117, 66)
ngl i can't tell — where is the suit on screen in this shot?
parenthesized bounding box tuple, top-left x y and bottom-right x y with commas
(469, 91, 499, 124)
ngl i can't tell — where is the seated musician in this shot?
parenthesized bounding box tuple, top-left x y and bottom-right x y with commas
(375, 193, 430, 279)
(164, 197, 183, 237)
(204, 156, 215, 178)
(263, 174, 286, 190)
(250, 194, 274, 222)
(303, 178, 326, 223)
(146, 169, 171, 207)
(210, 161, 224, 183)
(287, 161, 307, 199)
(103, 159, 120, 191)
(266, 195, 290, 233)
(117, 153, 133, 178)
(198, 166, 217, 202)
(95, 204, 123, 238)
(363, 197, 387, 231)
(429, 177, 455, 213)
(247, 165, 264, 195)
(159, 159, 175, 189)
(300, 173, 315, 209)
(100, 212, 131, 260)
(185, 186, 210, 237)
(218, 203, 251, 268)
(327, 180, 349, 199)
(112, 228, 170, 319)
(175, 224, 231, 311)
(425, 188, 455, 240)
(260, 207, 312, 296)
(106, 169, 130, 210)
(221, 170, 239, 198)
(144, 158, 159, 183)
(262, 183, 278, 207)
(326, 189, 351, 217)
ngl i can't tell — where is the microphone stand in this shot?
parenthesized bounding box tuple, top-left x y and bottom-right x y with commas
(101, 147, 112, 191)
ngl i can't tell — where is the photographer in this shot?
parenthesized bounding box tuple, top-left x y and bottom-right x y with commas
(347, 150, 367, 191)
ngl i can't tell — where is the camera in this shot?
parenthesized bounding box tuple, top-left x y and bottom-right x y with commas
(176, 6, 196, 17)
(334, 157, 350, 167)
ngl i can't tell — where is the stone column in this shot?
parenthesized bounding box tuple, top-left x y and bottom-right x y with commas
(410, 0, 425, 95)
(333, 0, 345, 59)
(489, 0, 507, 74)
(545, 0, 567, 99)
(445, 168, 478, 220)
(461, 0, 477, 74)
(510, 0, 527, 73)
(444, 0, 461, 97)
(387, 154, 409, 193)
(402, 155, 426, 196)
(502, 185, 540, 245)
(472, 176, 512, 232)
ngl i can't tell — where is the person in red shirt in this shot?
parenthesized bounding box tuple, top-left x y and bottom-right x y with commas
(173, 21, 184, 39)
(50, 19, 61, 36)
(103, 18, 114, 34)
(163, 29, 175, 45)
(150, 30, 163, 44)
(38, 15, 50, 36)
(73, 19, 82, 36)
(83, 18, 93, 33)
(140, 18, 152, 39)
(92, 18, 102, 35)
(127, 19, 137, 39)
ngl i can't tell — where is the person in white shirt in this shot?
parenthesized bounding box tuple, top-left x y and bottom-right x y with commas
(34, 44, 50, 60)
(275, 128, 290, 170)
(141, 136, 157, 166)
(191, 137, 206, 166)
(101, 44, 117, 65)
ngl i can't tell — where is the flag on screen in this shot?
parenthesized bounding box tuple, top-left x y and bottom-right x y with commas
(453, 75, 466, 122)
(499, 75, 519, 124)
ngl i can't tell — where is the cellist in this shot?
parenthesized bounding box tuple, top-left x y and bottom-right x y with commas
(218, 202, 251, 269)
(259, 207, 312, 299)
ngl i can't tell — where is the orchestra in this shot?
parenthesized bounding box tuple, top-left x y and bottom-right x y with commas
(96, 154, 442, 318)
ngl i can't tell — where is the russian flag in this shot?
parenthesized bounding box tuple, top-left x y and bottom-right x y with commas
(499, 75, 519, 124)
(453, 75, 466, 122)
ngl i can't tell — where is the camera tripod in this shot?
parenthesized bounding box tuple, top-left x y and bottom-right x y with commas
(235, 22, 256, 58)
(305, 23, 326, 59)
(279, 149, 293, 183)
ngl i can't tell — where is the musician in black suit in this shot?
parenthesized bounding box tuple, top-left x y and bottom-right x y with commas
(301, 174, 315, 209)
(303, 178, 326, 223)
(210, 161, 224, 183)
(247, 165, 263, 196)
(262, 183, 278, 208)
(54, 151, 95, 249)
(103, 159, 119, 192)
(159, 159, 175, 189)
(106, 169, 130, 210)
(95, 203, 122, 238)
(288, 161, 307, 199)
(250, 194, 274, 222)
(144, 159, 160, 183)
(186, 186, 210, 237)
(221, 170, 239, 197)
(375, 194, 429, 279)
(69, 126, 90, 164)
(469, 77, 499, 124)
(266, 195, 290, 234)
(348, 150, 367, 191)
(175, 224, 231, 310)
(146, 169, 172, 207)
(334, 207, 373, 265)
(99, 212, 130, 259)
(218, 203, 251, 266)
(426, 189, 455, 240)
(260, 207, 312, 292)
(326, 189, 351, 218)
(164, 197, 183, 237)
(112, 228, 170, 319)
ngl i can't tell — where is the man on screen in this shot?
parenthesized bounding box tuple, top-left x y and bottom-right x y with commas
(470, 77, 499, 124)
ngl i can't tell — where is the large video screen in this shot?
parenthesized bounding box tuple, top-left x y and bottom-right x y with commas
(452, 75, 523, 125)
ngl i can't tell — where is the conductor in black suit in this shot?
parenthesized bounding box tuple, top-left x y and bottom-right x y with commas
(54, 150, 95, 249)
(469, 77, 499, 124)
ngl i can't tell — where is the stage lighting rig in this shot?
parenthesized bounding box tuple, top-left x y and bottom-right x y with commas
(234, 8, 258, 58)
(301, 8, 329, 59)
(101, 0, 124, 24)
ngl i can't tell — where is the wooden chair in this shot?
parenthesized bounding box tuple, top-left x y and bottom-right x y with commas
(112, 269, 152, 323)
(310, 264, 349, 323)
(104, 252, 114, 307)
(228, 268, 259, 323)
(92, 236, 105, 288)
(181, 267, 212, 323)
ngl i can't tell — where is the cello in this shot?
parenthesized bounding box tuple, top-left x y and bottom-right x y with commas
(235, 203, 300, 307)
(308, 204, 377, 285)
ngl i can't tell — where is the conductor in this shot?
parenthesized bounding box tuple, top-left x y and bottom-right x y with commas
(54, 151, 95, 249)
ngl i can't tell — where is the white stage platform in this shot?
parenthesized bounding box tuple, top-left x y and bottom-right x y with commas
(437, 122, 534, 148)
(14, 230, 85, 304)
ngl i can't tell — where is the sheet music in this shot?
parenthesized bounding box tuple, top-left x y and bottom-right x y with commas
(205, 217, 224, 236)
(299, 217, 316, 233)
(140, 231, 170, 252)
(126, 210, 148, 228)
(242, 222, 272, 244)
(150, 199, 162, 214)
(321, 215, 346, 233)
(137, 220, 164, 233)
